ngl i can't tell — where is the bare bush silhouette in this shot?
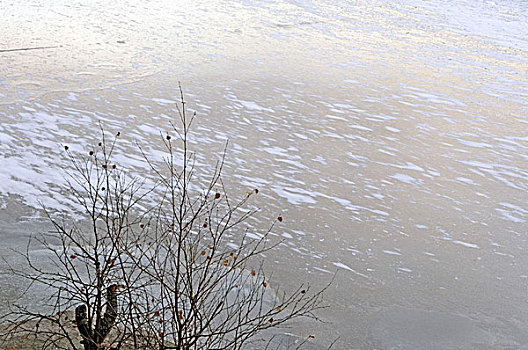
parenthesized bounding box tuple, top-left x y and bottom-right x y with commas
(1, 89, 328, 350)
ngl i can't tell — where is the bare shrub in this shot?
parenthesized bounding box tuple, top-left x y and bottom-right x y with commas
(1, 89, 328, 350)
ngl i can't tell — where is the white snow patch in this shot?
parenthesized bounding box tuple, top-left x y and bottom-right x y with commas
(452, 240, 479, 249)
(332, 262, 369, 279)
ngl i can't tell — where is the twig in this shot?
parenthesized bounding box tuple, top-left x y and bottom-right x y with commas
(0, 45, 61, 53)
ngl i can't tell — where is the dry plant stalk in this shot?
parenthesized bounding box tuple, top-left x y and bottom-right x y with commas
(1, 88, 328, 350)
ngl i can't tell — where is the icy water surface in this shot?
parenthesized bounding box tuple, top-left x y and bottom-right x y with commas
(2, 0, 528, 348)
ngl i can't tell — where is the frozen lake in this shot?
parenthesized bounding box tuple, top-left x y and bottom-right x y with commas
(1, 0, 528, 348)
